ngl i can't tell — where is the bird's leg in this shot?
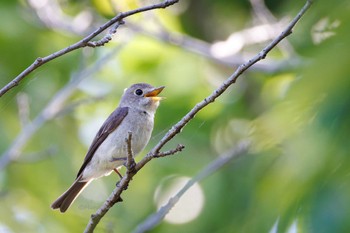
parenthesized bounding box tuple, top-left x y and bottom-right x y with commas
(110, 157, 127, 186)
(113, 167, 129, 190)
(114, 168, 124, 188)
(111, 157, 133, 190)
(114, 168, 123, 179)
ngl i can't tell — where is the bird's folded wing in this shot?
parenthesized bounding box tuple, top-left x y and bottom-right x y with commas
(76, 106, 129, 178)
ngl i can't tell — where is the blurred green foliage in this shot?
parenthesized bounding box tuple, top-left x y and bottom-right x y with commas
(1, 0, 350, 232)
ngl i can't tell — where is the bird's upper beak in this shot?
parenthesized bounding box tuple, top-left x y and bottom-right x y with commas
(144, 86, 165, 101)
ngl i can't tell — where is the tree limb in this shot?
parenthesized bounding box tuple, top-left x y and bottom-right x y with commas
(147, 0, 313, 158)
(0, 0, 179, 97)
(83, 0, 313, 231)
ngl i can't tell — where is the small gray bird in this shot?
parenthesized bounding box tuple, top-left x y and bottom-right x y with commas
(51, 83, 164, 213)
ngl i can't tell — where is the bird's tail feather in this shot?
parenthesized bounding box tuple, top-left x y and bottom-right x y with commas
(51, 178, 90, 213)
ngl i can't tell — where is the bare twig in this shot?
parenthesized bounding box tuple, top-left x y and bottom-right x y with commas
(249, 0, 295, 57)
(84, 0, 313, 231)
(0, 47, 121, 170)
(86, 20, 126, 48)
(0, 0, 179, 97)
(146, 0, 313, 160)
(133, 140, 251, 233)
(153, 144, 185, 158)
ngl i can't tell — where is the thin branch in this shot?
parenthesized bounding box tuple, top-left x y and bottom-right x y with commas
(0, 0, 179, 97)
(84, 0, 313, 231)
(133, 140, 251, 233)
(153, 144, 185, 158)
(145, 0, 313, 160)
(86, 20, 126, 48)
(249, 0, 296, 57)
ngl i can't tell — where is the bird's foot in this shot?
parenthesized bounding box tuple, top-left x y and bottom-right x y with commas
(114, 168, 123, 188)
(115, 180, 129, 190)
(126, 160, 136, 173)
(114, 168, 129, 190)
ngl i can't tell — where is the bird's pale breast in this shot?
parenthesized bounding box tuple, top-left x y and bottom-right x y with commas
(81, 108, 154, 180)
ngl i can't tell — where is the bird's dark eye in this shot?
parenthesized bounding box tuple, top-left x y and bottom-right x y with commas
(135, 89, 143, 96)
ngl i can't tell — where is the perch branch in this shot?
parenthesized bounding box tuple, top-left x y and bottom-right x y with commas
(0, 0, 179, 97)
(84, 0, 313, 231)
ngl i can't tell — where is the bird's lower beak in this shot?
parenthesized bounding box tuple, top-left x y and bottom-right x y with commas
(144, 86, 165, 101)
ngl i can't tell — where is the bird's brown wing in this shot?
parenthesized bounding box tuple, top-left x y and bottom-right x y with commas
(76, 106, 129, 178)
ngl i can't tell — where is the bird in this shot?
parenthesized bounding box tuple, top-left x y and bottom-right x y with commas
(51, 83, 165, 213)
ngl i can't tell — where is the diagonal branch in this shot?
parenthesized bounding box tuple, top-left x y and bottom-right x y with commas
(153, 144, 185, 158)
(0, 0, 179, 97)
(84, 0, 313, 231)
(145, 0, 313, 161)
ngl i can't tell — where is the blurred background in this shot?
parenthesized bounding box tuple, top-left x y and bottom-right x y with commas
(1, 0, 350, 232)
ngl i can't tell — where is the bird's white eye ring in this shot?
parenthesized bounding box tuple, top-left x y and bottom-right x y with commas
(134, 89, 143, 96)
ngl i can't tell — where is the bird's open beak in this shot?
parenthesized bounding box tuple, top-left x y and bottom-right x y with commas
(144, 86, 165, 101)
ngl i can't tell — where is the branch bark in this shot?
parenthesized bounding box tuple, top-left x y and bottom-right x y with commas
(83, 0, 313, 231)
(0, 0, 179, 97)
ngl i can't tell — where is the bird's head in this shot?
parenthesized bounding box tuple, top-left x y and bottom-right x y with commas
(120, 83, 165, 113)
